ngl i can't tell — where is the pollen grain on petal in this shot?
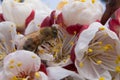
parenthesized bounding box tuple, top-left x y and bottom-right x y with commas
(79, 62, 84, 68)
(35, 72, 40, 78)
(99, 77, 105, 80)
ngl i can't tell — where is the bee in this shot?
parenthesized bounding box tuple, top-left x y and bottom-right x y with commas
(19, 27, 58, 52)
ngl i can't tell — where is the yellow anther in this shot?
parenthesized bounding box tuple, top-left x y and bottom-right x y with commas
(115, 66, 120, 73)
(115, 59, 120, 64)
(79, 62, 84, 68)
(9, 59, 14, 64)
(9, 65, 14, 69)
(35, 72, 40, 78)
(11, 76, 17, 80)
(116, 55, 120, 64)
(0, 54, 3, 60)
(91, 0, 96, 3)
(70, 42, 74, 46)
(99, 77, 105, 80)
(103, 44, 113, 51)
(103, 46, 109, 51)
(57, 0, 68, 10)
(96, 60, 102, 65)
(80, 0, 86, 2)
(32, 56, 36, 59)
(99, 26, 105, 31)
(98, 41, 102, 45)
(17, 62, 22, 67)
(63, 59, 66, 62)
(22, 78, 27, 80)
(14, 0, 21, 2)
(53, 49, 59, 53)
(39, 50, 44, 54)
(74, 31, 77, 35)
(88, 48, 93, 53)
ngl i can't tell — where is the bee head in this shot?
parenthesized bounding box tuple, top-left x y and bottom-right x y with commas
(40, 27, 58, 40)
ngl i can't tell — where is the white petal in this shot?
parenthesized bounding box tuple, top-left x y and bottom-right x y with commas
(75, 59, 105, 80)
(90, 71, 112, 80)
(34, 11, 51, 26)
(14, 34, 24, 49)
(47, 67, 84, 80)
(62, 0, 103, 26)
(24, 0, 51, 12)
(75, 22, 103, 60)
(39, 72, 48, 80)
(2, 0, 33, 29)
(25, 20, 39, 35)
(0, 21, 17, 53)
(3, 50, 41, 77)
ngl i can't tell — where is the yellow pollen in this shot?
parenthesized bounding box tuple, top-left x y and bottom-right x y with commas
(99, 26, 105, 31)
(53, 49, 59, 53)
(99, 77, 105, 80)
(17, 62, 22, 67)
(88, 48, 93, 53)
(14, 0, 21, 2)
(98, 41, 102, 45)
(11, 76, 17, 80)
(70, 42, 74, 46)
(35, 72, 40, 78)
(63, 59, 66, 62)
(91, 0, 96, 3)
(57, 0, 68, 10)
(39, 50, 44, 54)
(115, 66, 120, 73)
(22, 78, 27, 80)
(32, 56, 36, 59)
(0, 54, 3, 60)
(96, 60, 102, 65)
(116, 55, 120, 64)
(79, 62, 84, 68)
(80, 0, 86, 2)
(9, 65, 14, 69)
(74, 31, 77, 35)
(103, 44, 113, 51)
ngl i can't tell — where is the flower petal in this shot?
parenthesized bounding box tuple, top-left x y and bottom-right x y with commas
(75, 22, 103, 60)
(25, 20, 39, 35)
(3, 50, 41, 78)
(2, 0, 33, 29)
(75, 59, 106, 80)
(0, 21, 17, 53)
(47, 67, 84, 80)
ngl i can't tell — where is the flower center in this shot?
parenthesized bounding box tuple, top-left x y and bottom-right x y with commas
(37, 27, 77, 63)
(79, 31, 117, 70)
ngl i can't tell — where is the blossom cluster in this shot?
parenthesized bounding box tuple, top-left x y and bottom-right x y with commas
(0, 0, 120, 80)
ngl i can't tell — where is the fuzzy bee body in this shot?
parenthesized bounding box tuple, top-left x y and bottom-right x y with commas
(19, 27, 58, 52)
